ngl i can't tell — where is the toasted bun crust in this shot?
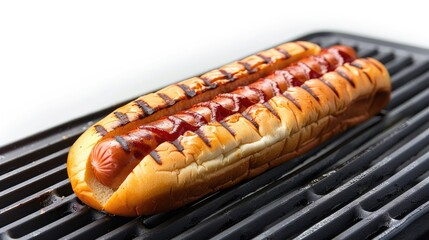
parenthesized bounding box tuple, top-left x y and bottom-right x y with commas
(68, 56, 391, 216)
(68, 41, 320, 213)
(96, 41, 321, 138)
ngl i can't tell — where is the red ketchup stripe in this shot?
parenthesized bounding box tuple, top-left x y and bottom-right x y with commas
(90, 46, 357, 188)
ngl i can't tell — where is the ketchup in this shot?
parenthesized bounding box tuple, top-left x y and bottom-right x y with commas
(90, 46, 357, 188)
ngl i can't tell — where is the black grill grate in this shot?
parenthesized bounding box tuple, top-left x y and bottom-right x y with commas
(2, 32, 429, 239)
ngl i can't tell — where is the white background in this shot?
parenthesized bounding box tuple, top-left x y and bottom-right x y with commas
(0, 0, 428, 147)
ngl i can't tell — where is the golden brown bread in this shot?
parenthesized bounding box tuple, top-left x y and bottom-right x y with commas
(95, 41, 320, 137)
(68, 56, 391, 216)
(67, 41, 321, 213)
(88, 46, 357, 190)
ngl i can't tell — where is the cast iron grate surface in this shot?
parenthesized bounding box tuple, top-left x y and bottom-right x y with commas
(2, 32, 429, 239)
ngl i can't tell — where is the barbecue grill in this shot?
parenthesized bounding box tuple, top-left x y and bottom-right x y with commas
(1, 31, 429, 239)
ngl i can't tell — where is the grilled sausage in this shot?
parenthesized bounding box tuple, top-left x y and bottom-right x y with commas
(67, 41, 391, 217)
(90, 46, 357, 189)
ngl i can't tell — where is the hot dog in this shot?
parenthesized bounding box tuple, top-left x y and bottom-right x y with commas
(90, 46, 357, 189)
(67, 41, 391, 217)
(67, 41, 321, 211)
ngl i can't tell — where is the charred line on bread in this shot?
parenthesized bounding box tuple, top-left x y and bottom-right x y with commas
(336, 69, 356, 88)
(199, 77, 218, 89)
(195, 129, 212, 147)
(219, 120, 236, 136)
(283, 92, 302, 111)
(94, 125, 108, 136)
(295, 42, 309, 51)
(136, 100, 156, 115)
(86, 44, 359, 192)
(318, 78, 340, 97)
(275, 47, 291, 59)
(114, 112, 130, 126)
(171, 139, 184, 152)
(149, 150, 162, 165)
(242, 112, 259, 129)
(363, 71, 374, 84)
(238, 61, 256, 74)
(67, 44, 393, 217)
(350, 62, 363, 69)
(177, 84, 197, 98)
(84, 41, 320, 139)
(263, 102, 280, 119)
(301, 84, 320, 102)
(115, 136, 130, 152)
(367, 58, 384, 72)
(219, 69, 236, 82)
(157, 93, 176, 106)
(256, 53, 272, 64)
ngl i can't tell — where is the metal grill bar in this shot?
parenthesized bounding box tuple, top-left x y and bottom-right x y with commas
(291, 131, 429, 239)
(337, 177, 429, 239)
(254, 128, 429, 238)
(377, 199, 429, 239)
(207, 107, 429, 240)
(2, 32, 429, 239)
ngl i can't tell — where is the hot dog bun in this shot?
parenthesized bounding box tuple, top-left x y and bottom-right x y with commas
(94, 41, 321, 137)
(88, 45, 358, 190)
(68, 41, 320, 212)
(68, 54, 391, 216)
